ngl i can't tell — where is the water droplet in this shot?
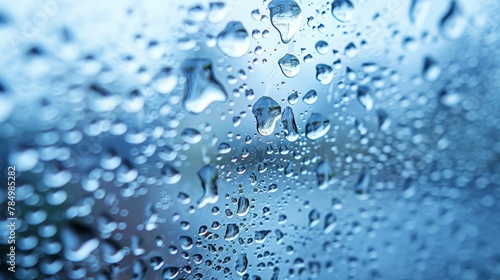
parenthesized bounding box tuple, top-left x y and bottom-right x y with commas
(217, 21, 250, 58)
(324, 213, 337, 233)
(377, 109, 391, 131)
(315, 160, 334, 190)
(9, 149, 39, 172)
(224, 223, 240, 240)
(162, 164, 182, 184)
(236, 253, 248, 276)
(302, 89, 318, 105)
(439, 88, 462, 107)
(181, 58, 228, 114)
(268, 0, 303, 44)
(281, 106, 299, 142)
(181, 128, 202, 144)
(163, 267, 180, 279)
(409, 0, 432, 26)
(252, 96, 282, 136)
(278, 54, 301, 78)
(423, 56, 441, 82)
(354, 169, 371, 199)
(61, 222, 99, 262)
(197, 165, 219, 208)
(287, 91, 299, 104)
(357, 86, 374, 111)
(255, 230, 271, 243)
(439, 0, 466, 40)
(316, 64, 334, 85)
(208, 2, 228, 23)
(152, 68, 178, 94)
(331, 0, 355, 22)
(306, 113, 330, 140)
(309, 209, 320, 227)
(344, 42, 358, 58)
(237, 196, 250, 216)
(315, 40, 329, 55)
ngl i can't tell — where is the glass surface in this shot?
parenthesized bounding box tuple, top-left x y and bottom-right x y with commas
(0, 0, 499, 279)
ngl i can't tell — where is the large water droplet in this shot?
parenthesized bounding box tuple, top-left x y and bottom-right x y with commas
(197, 165, 219, 208)
(306, 113, 330, 140)
(331, 0, 355, 22)
(236, 253, 248, 276)
(217, 21, 250, 58)
(237, 196, 250, 216)
(439, 0, 467, 40)
(252, 96, 282, 136)
(268, 0, 303, 44)
(181, 58, 228, 114)
(224, 223, 240, 240)
(281, 106, 299, 142)
(278, 54, 300, 78)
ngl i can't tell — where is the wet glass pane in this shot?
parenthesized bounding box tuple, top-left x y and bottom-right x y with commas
(0, 0, 499, 279)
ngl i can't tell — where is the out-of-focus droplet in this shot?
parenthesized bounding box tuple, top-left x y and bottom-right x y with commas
(306, 113, 330, 140)
(252, 96, 282, 136)
(268, 0, 303, 44)
(181, 128, 202, 144)
(278, 54, 301, 77)
(357, 86, 374, 111)
(409, 0, 432, 26)
(197, 165, 219, 208)
(315, 160, 333, 190)
(309, 209, 321, 227)
(281, 106, 299, 142)
(439, 0, 466, 40)
(162, 164, 182, 184)
(181, 58, 228, 114)
(316, 64, 334, 85)
(354, 169, 371, 199)
(163, 267, 180, 279)
(331, 0, 355, 22)
(61, 222, 99, 262)
(423, 56, 441, 81)
(152, 68, 178, 94)
(344, 42, 358, 58)
(439, 88, 462, 107)
(217, 21, 250, 58)
(208, 2, 229, 23)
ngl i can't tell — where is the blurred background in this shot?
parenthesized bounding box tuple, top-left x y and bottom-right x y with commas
(0, 0, 500, 279)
